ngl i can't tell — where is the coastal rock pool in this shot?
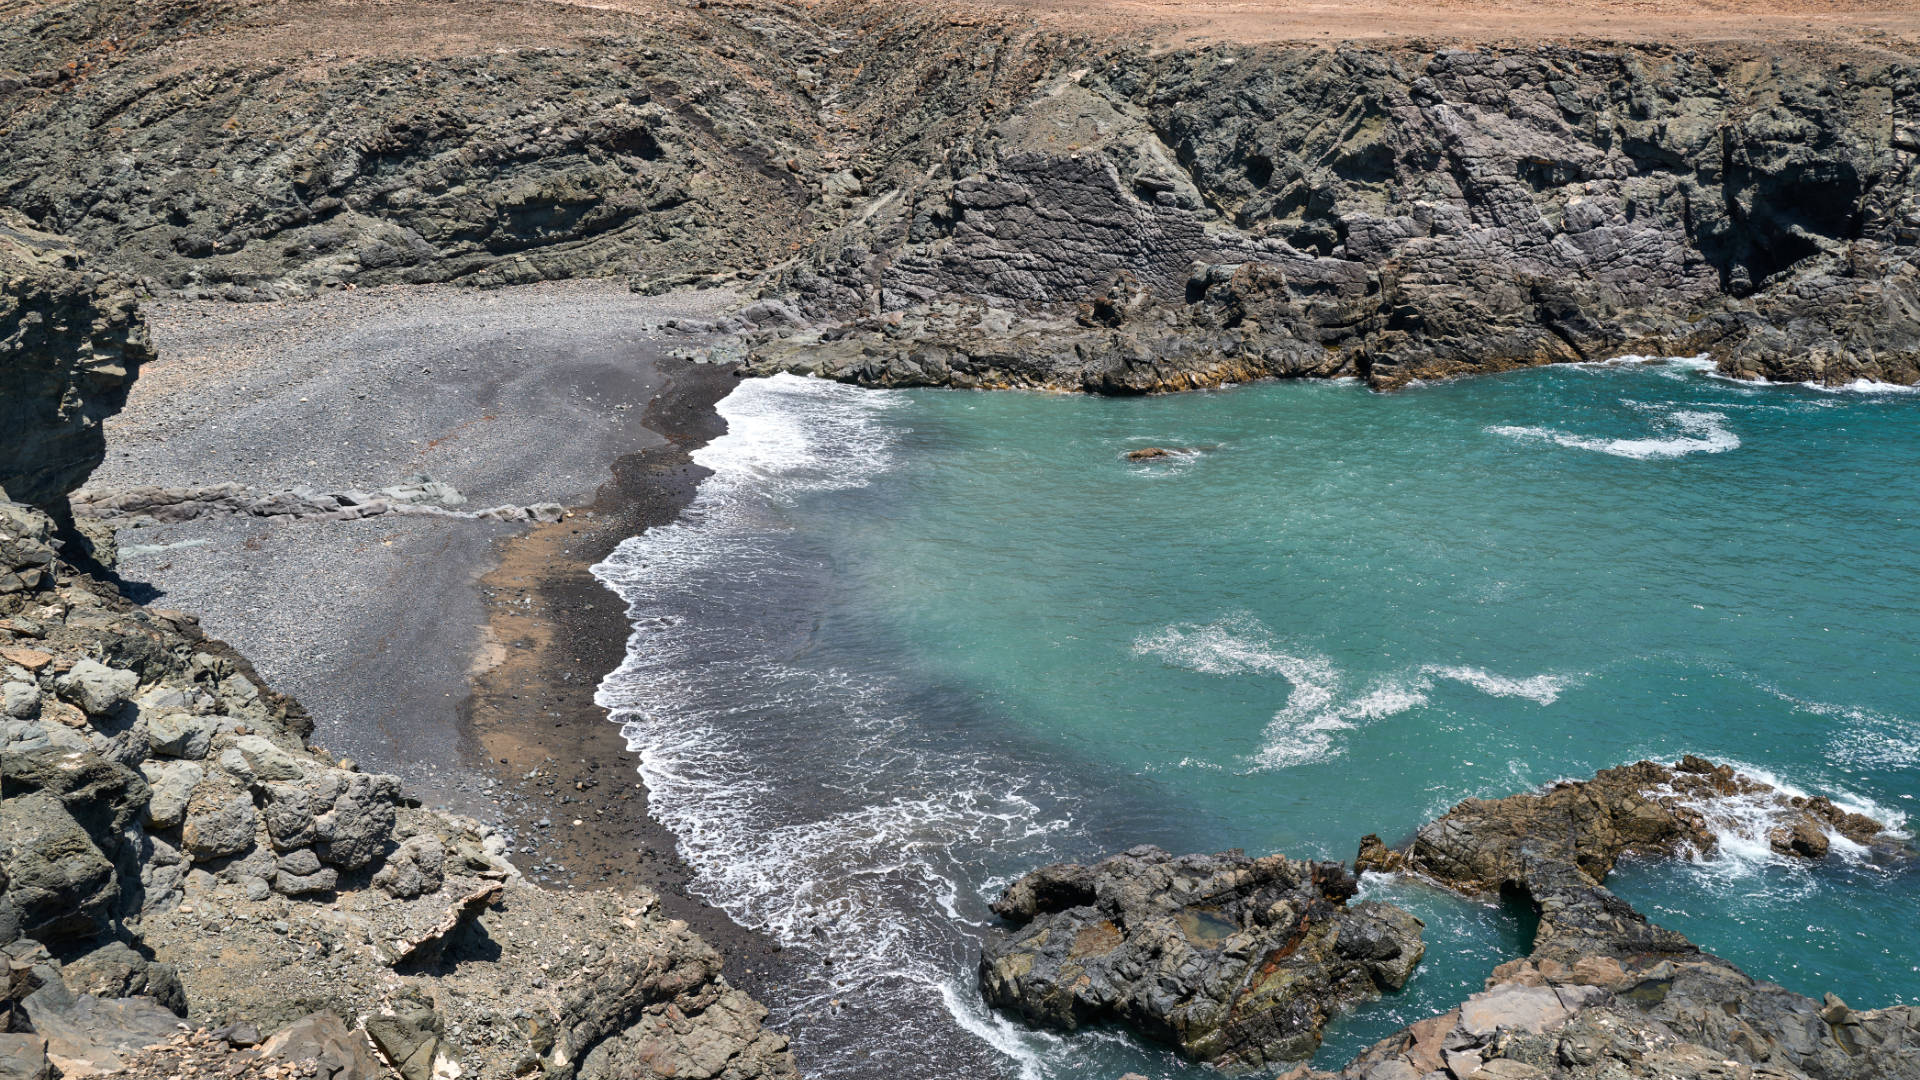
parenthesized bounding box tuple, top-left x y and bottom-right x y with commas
(591, 361, 1918, 1079)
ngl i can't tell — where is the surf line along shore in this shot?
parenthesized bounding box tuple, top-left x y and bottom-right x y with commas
(459, 355, 799, 997)
(85, 281, 795, 1001)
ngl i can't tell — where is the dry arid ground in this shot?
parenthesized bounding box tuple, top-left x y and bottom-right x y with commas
(992, 0, 1920, 46)
(8, 0, 1920, 67)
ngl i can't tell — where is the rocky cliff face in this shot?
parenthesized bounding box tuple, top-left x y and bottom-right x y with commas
(750, 41, 1920, 389)
(0, 211, 152, 520)
(0, 0, 1081, 300)
(5, 1, 1915, 389)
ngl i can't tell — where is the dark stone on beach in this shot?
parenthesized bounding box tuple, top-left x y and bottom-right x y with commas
(257, 1012, 385, 1079)
(979, 845, 1424, 1072)
(216, 1020, 261, 1047)
(56, 940, 186, 1016)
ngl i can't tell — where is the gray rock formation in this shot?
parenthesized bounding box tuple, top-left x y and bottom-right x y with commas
(752, 43, 1920, 391)
(71, 478, 565, 526)
(0, 212, 151, 520)
(980, 846, 1425, 1072)
(8, 1, 1916, 390)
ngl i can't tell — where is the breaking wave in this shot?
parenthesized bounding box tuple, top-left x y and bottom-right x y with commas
(592, 375, 1084, 1080)
(1488, 407, 1739, 459)
(1651, 762, 1907, 884)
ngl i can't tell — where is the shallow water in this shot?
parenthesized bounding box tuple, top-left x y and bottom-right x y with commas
(592, 361, 1919, 1079)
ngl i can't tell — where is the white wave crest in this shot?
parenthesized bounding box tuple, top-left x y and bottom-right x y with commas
(1758, 686, 1920, 773)
(1575, 353, 1719, 380)
(1133, 616, 1568, 770)
(1424, 665, 1567, 705)
(1488, 408, 1739, 459)
(592, 375, 1096, 1077)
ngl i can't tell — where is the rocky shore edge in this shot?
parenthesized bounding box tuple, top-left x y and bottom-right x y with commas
(978, 756, 1917, 1079)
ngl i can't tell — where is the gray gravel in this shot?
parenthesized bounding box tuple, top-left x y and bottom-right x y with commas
(90, 279, 741, 812)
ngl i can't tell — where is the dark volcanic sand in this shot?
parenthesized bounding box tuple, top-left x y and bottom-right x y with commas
(464, 357, 796, 987)
(92, 280, 793, 996)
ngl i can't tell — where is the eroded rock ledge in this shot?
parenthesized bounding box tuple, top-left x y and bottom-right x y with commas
(980, 846, 1426, 1072)
(0, 210, 152, 522)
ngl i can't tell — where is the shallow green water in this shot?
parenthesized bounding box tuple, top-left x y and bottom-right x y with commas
(596, 360, 1919, 1077)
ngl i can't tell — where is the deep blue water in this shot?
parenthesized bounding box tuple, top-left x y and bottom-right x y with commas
(593, 360, 1919, 1079)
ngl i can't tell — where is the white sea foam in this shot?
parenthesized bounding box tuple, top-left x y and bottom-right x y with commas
(1574, 353, 1719, 380)
(1132, 616, 1569, 770)
(1423, 665, 1567, 705)
(1488, 408, 1739, 459)
(1706, 373, 1920, 395)
(1650, 760, 1907, 887)
(592, 375, 1097, 1078)
(1754, 684, 1920, 774)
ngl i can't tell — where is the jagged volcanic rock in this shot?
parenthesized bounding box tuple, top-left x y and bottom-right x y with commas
(979, 845, 1425, 1072)
(1330, 757, 1920, 1080)
(0, 504, 796, 1079)
(1358, 754, 1896, 891)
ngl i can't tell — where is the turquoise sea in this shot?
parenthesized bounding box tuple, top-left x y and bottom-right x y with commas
(593, 360, 1919, 1079)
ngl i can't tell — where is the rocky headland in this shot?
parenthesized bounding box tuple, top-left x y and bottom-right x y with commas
(974, 759, 1915, 1078)
(1, 170, 794, 1080)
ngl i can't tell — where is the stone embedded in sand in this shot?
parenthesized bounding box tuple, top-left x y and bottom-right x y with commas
(979, 845, 1424, 1073)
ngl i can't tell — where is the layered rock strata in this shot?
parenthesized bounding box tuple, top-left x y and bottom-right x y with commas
(979, 846, 1426, 1072)
(0, 500, 796, 1080)
(9, 1, 1918, 389)
(747, 43, 1920, 390)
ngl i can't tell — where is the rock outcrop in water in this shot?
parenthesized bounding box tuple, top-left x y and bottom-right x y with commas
(979, 846, 1426, 1072)
(0, 211, 152, 522)
(0, 515, 794, 1075)
(1358, 755, 1897, 887)
(1325, 758, 1919, 1080)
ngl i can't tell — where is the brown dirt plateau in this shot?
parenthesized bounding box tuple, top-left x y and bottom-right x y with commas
(11, 0, 1920, 74)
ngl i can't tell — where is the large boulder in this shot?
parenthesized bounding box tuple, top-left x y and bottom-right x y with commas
(979, 845, 1424, 1072)
(0, 748, 149, 942)
(0, 212, 151, 521)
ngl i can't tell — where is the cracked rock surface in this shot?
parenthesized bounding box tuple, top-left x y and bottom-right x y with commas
(980, 846, 1426, 1072)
